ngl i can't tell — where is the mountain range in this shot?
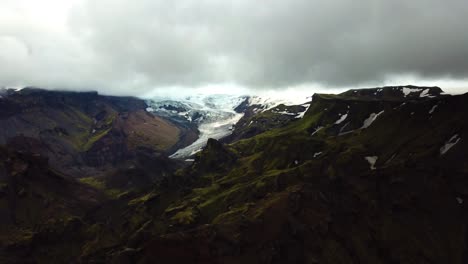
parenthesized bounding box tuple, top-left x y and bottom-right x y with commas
(0, 85, 467, 263)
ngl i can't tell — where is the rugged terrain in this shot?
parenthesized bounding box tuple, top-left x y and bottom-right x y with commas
(0, 88, 197, 177)
(1, 85, 467, 263)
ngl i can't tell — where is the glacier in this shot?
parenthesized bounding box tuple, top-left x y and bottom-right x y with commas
(146, 94, 246, 159)
(146, 93, 310, 159)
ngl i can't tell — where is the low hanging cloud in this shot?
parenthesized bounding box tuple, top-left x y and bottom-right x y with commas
(1, 0, 468, 95)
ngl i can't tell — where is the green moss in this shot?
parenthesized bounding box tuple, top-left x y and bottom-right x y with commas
(81, 127, 112, 151)
(105, 189, 122, 199)
(79, 177, 105, 189)
(103, 113, 117, 126)
(171, 207, 198, 225)
(61, 109, 116, 152)
(128, 192, 159, 206)
(165, 204, 188, 215)
(78, 177, 121, 199)
(82, 223, 120, 256)
(4, 228, 34, 245)
(212, 203, 251, 224)
(66, 128, 88, 150)
(69, 106, 93, 124)
(251, 193, 283, 219)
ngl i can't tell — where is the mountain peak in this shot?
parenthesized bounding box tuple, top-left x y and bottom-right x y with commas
(338, 85, 445, 101)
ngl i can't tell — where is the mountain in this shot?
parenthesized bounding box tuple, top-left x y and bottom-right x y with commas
(0, 144, 105, 263)
(223, 101, 311, 143)
(0, 88, 196, 177)
(1, 85, 468, 263)
(225, 85, 446, 143)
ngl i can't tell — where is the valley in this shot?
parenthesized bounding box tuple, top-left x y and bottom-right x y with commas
(0, 85, 467, 263)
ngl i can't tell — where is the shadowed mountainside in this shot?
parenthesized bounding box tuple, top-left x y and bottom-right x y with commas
(0, 88, 197, 177)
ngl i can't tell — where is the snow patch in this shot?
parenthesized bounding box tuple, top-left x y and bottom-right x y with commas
(274, 110, 296, 116)
(338, 130, 355, 136)
(338, 122, 350, 134)
(334, 113, 348, 124)
(313, 152, 322, 158)
(440, 134, 461, 155)
(189, 148, 202, 156)
(402, 87, 422, 97)
(429, 104, 438, 114)
(394, 102, 407, 110)
(146, 107, 154, 112)
(311, 127, 323, 136)
(419, 89, 430, 97)
(295, 104, 311, 119)
(385, 153, 396, 165)
(361, 110, 384, 129)
(365, 156, 378, 170)
(248, 95, 308, 112)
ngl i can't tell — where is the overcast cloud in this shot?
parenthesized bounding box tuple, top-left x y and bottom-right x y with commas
(1, 0, 468, 95)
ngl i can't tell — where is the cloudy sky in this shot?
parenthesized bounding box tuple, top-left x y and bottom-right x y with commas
(1, 0, 468, 96)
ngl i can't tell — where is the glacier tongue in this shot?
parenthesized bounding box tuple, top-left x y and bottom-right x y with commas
(146, 94, 246, 159)
(170, 111, 243, 158)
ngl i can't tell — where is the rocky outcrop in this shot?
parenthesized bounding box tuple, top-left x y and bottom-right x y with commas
(0, 145, 105, 262)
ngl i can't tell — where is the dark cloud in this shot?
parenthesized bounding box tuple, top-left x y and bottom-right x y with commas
(1, 0, 468, 94)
